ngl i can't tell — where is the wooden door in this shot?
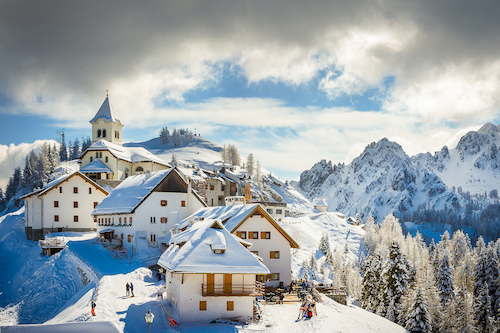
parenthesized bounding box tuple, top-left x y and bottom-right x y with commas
(207, 274, 214, 294)
(224, 274, 232, 294)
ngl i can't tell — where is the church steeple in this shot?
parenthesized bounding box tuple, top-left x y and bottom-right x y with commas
(90, 94, 124, 146)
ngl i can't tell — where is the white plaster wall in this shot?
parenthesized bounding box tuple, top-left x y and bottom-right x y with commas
(96, 191, 205, 253)
(233, 216, 292, 287)
(41, 176, 107, 231)
(91, 118, 123, 146)
(24, 196, 42, 229)
(173, 273, 254, 323)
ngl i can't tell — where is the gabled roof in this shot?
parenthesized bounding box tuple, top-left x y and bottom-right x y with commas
(80, 159, 114, 174)
(92, 168, 207, 216)
(157, 219, 269, 274)
(20, 171, 109, 199)
(314, 198, 328, 206)
(81, 140, 170, 167)
(90, 96, 120, 123)
(179, 204, 299, 248)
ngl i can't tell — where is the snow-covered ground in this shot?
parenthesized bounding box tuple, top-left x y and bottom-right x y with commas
(0, 207, 405, 332)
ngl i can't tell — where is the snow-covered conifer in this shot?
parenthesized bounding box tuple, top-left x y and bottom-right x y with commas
(172, 129, 183, 147)
(246, 153, 254, 176)
(301, 259, 309, 281)
(59, 131, 67, 161)
(171, 153, 179, 167)
(436, 251, 454, 307)
(255, 159, 262, 183)
(70, 138, 80, 160)
(319, 233, 330, 255)
(405, 286, 432, 332)
(474, 282, 494, 332)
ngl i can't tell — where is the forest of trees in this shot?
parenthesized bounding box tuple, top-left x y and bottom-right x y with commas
(158, 126, 195, 147)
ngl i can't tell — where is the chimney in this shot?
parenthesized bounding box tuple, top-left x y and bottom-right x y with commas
(145, 169, 151, 180)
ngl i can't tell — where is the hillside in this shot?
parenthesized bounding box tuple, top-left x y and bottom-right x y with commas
(0, 208, 405, 332)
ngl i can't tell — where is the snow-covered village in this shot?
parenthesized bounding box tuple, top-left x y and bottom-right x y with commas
(2, 1, 500, 332)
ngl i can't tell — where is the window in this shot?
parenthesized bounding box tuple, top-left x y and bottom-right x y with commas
(128, 234, 132, 243)
(199, 301, 207, 311)
(90, 157, 93, 162)
(161, 217, 168, 224)
(73, 201, 78, 208)
(267, 209, 273, 214)
(160, 200, 167, 206)
(251, 251, 259, 256)
(102, 129, 106, 137)
(121, 234, 124, 239)
(236, 231, 247, 239)
(119, 217, 122, 224)
(276, 209, 282, 214)
(54, 201, 59, 207)
(99, 152, 102, 158)
(213, 249, 225, 254)
(115, 130, 119, 139)
(136, 166, 144, 173)
(89, 187, 92, 194)
(210, 185, 215, 191)
(270, 273, 280, 281)
(97, 129, 101, 138)
(261, 232, 271, 239)
(73, 187, 78, 193)
(94, 202, 98, 208)
(96, 152, 99, 158)
(248, 232, 258, 239)
(227, 301, 234, 311)
(151, 234, 156, 242)
(130, 217, 132, 224)
(54, 215, 59, 222)
(181, 201, 186, 207)
(270, 251, 280, 259)
(74, 215, 79, 222)
(150, 217, 156, 224)
(59, 187, 62, 193)
(105, 156, 108, 163)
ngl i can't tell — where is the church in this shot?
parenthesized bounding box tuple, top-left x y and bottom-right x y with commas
(79, 96, 171, 184)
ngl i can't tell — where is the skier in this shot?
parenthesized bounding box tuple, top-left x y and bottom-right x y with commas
(91, 300, 96, 316)
(126, 283, 130, 296)
(130, 282, 134, 297)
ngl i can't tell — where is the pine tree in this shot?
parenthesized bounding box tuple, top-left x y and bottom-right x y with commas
(246, 153, 254, 176)
(5, 167, 22, 203)
(361, 253, 382, 312)
(255, 159, 262, 182)
(301, 259, 310, 281)
(319, 233, 330, 255)
(452, 285, 477, 333)
(59, 131, 67, 161)
(171, 153, 179, 167)
(310, 253, 318, 280)
(159, 126, 170, 144)
(405, 286, 432, 332)
(70, 138, 80, 160)
(474, 282, 494, 332)
(49, 143, 60, 173)
(436, 251, 454, 307)
(172, 129, 182, 147)
(81, 136, 92, 152)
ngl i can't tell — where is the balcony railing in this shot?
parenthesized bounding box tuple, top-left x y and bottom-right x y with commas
(201, 281, 264, 297)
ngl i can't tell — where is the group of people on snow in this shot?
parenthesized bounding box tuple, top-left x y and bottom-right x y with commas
(126, 282, 134, 297)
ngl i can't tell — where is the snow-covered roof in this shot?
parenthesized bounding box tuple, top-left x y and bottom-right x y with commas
(20, 171, 109, 199)
(80, 159, 114, 174)
(92, 168, 206, 215)
(179, 204, 299, 248)
(83, 140, 170, 167)
(157, 219, 269, 274)
(90, 97, 120, 123)
(1, 321, 122, 333)
(177, 166, 227, 185)
(314, 198, 328, 206)
(219, 168, 241, 184)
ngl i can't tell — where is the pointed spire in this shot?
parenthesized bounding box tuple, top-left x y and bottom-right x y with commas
(89, 94, 120, 123)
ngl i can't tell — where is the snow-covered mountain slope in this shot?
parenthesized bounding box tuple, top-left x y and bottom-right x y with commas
(297, 137, 463, 221)
(125, 136, 224, 172)
(126, 136, 314, 215)
(280, 212, 365, 276)
(412, 123, 500, 194)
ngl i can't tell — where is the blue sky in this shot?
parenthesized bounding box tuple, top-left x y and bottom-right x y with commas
(0, 0, 499, 188)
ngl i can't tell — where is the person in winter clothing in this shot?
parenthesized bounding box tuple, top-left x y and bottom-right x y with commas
(126, 283, 130, 296)
(130, 282, 134, 296)
(91, 300, 96, 316)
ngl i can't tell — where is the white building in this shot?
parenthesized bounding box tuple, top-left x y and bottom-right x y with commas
(157, 219, 269, 323)
(21, 171, 109, 241)
(176, 204, 299, 288)
(253, 201, 287, 222)
(313, 198, 328, 212)
(92, 168, 207, 255)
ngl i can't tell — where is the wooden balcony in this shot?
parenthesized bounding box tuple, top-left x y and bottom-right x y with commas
(201, 281, 264, 297)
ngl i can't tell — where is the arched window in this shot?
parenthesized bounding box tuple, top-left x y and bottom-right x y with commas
(135, 166, 144, 173)
(124, 168, 129, 178)
(102, 129, 106, 137)
(115, 131, 119, 139)
(90, 157, 93, 162)
(97, 129, 101, 137)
